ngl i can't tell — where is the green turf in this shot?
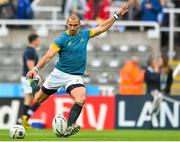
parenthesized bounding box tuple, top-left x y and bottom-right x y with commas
(0, 129, 180, 141)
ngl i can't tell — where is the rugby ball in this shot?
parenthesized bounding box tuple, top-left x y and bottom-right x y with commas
(52, 114, 67, 136)
(9, 125, 25, 139)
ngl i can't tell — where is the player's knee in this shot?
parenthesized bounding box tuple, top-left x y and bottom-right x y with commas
(75, 94, 86, 105)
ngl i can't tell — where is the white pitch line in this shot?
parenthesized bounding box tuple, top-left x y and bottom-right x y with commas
(1, 141, 180, 142)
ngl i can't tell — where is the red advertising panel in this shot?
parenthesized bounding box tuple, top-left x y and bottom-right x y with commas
(30, 95, 115, 130)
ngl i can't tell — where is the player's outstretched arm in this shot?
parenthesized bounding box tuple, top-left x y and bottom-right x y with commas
(26, 47, 58, 79)
(91, 2, 129, 37)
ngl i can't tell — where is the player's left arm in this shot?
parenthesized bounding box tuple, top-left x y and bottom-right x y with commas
(35, 47, 58, 70)
(90, 2, 129, 38)
(26, 47, 58, 79)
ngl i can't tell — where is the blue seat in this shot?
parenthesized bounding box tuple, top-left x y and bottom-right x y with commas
(55, 85, 100, 96)
(86, 85, 100, 96)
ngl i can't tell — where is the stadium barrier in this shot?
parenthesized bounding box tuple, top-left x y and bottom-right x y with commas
(29, 96, 115, 130)
(0, 98, 23, 129)
(0, 83, 23, 97)
(115, 95, 180, 130)
(0, 84, 100, 97)
(0, 95, 180, 129)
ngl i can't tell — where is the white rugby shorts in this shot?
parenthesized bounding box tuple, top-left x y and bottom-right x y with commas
(43, 68, 84, 91)
(21, 76, 32, 94)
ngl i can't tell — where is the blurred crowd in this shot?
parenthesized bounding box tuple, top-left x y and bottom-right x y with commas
(62, 0, 180, 26)
(0, 0, 34, 19)
(119, 55, 173, 96)
(0, 0, 179, 45)
(0, 0, 179, 96)
(0, 0, 179, 25)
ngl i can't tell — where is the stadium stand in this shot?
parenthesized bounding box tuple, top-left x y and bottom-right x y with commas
(0, 25, 162, 96)
(0, 0, 180, 96)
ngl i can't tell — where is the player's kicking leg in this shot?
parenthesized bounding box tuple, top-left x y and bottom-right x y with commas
(63, 125, 81, 137)
(64, 86, 86, 137)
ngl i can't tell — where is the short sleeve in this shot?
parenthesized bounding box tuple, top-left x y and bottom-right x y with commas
(26, 50, 36, 60)
(89, 29, 95, 38)
(50, 34, 64, 51)
(82, 30, 91, 39)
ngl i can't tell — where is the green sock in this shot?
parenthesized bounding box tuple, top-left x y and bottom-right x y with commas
(67, 103, 82, 127)
(31, 80, 40, 96)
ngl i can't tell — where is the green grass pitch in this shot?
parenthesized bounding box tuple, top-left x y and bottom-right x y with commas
(0, 129, 180, 141)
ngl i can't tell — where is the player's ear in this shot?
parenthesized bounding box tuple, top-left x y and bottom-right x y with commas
(66, 23, 68, 29)
(66, 17, 69, 28)
(78, 19, 81, 27)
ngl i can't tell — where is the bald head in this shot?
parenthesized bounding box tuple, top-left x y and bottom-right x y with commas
(66, 14, 81, 35)
(67, 14, 80, 24)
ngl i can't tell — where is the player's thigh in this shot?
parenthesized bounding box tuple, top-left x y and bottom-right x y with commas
(34, 89, 49, 104)
(70, 87, 86, 104)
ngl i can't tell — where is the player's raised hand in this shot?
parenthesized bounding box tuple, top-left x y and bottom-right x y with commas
(26, 69, 37, 79)
(118, 2, 129, 16)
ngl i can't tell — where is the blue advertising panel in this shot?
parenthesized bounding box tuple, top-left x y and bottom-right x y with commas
(115, 95, 180, 129)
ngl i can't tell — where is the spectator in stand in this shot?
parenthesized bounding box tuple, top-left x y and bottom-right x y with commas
(84, 0, 95, 20)
(97, 0, 111, 21)
(64, 0, 86, 19)
(61, 0, 66, 17)
(0, 0, 8, 17)
(145, 57, 161, 94)
(84, 0, 103, 21)
(16, 0, 33, 19)
(172, 0, 180, 45)
(158, 0, 169, 26)
(173, 0, 180, 26)
(123, 0, 141, 20)
(145, 56, 173, 95)
(93, 0, 101, 19)
(0, 0, 16, 19)
(140, 0, 162, 22)
(84, 0, 110, 27)
(159, 0, 169, 46)
(145, 56, 173, 115)
(159, 56, 173, 94)
(119, 56, 144, 95)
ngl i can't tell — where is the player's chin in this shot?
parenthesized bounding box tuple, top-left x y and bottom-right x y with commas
(70, 30, 76, 34)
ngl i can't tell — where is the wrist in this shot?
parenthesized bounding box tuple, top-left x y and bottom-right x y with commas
(113, 12, 120, 20)
(33, 66, 39, 72)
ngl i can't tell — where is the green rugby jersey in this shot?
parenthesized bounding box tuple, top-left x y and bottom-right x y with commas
(51, 29, 94, 75)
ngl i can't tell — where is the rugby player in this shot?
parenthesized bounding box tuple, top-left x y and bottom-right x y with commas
(26, 3, 129, 137)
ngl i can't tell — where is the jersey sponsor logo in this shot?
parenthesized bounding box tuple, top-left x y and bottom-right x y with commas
(81, 37, 85, 42)
(68, 41, 72, 46)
